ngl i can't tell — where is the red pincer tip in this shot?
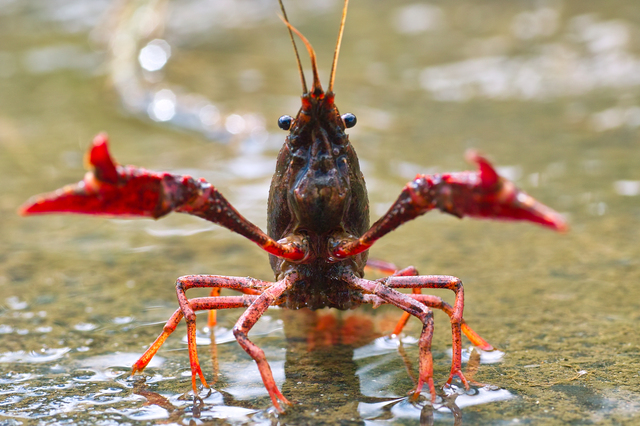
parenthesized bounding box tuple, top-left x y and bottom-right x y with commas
(87, 133, 119, 184)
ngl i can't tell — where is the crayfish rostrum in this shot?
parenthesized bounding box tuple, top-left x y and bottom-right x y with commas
(20, 0, 566, 412)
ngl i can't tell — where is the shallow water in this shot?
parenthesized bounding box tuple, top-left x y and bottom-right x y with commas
(1, 1, 640, 424)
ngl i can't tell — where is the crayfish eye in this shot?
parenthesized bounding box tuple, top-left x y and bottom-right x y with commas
(278, 115, 293, 130)
(341, 113, 357, 128)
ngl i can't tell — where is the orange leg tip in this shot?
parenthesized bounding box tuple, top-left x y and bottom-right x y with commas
(199, 376, 210, 389)
(409, 381, 424, 400)
(267, 386, 291, 412)
(131, 363, 145, 375)
(269, 393, 288, 413)
(273, 397, 292, 413)
(468, 378, 488, 388)
(409, 376, 437, 403)
(461, 379, 471, 391)
(447, 370, 470, 389)
(461, 324, 494, 351)
(469, 338, 494, 351)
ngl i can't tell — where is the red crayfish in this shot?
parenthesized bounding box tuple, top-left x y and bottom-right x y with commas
(20, 0, 566, 412)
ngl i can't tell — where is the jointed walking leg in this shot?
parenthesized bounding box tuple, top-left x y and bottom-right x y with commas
(174, 277, 266, 327)
(133, 275, 273, 392)
(410, 294, 488, 386)
(232, 273, 297, 412)
(345, 273, 437, 401)
(408, 294, 493, 352)
(366, 259, 491, 349)
(175, 276, 279, 394)
(358, 272, 487, 391)
(132, 295, 257, 390)
(367, 262, 423, 336)
(384, 273, 493, 353)
(382, 274, 467, 387)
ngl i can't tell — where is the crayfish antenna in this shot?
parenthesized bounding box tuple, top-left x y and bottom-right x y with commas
(278, 0, 308, 94)
(328, 0, 350, 93)
(278, 13, 322, 95)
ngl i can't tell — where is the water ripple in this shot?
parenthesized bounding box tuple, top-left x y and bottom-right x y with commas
(0, 348, 71, 364)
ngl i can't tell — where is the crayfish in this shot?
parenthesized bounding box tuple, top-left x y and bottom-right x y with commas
(20, 0, 566, 412)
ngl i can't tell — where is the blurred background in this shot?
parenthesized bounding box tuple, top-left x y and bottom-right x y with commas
(1, 0, 639, 424)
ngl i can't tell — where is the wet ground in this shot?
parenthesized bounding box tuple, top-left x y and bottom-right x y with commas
(1, 0, 640, 424)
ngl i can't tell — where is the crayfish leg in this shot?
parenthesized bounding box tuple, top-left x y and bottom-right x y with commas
(348, 274, 439, 402)
(231, 277, 295, 412)
(132, 308, 184, 375)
